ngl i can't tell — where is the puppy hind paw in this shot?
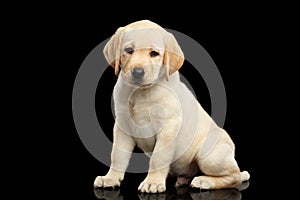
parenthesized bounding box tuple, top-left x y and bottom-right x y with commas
(190, 177, 213, 190)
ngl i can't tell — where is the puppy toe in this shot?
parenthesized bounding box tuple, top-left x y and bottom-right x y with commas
(157, 184, 166, 193)
(94, 176, 104, 188)
(138, 183, 150, 193)
(149, 184, 157, 193)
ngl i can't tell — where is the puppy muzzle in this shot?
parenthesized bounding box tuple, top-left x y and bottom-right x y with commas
(131, 67, 145, 80)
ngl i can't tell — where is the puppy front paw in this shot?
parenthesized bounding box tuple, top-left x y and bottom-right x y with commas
(93, 176, 121, 188)
(138, 180, 166, 193)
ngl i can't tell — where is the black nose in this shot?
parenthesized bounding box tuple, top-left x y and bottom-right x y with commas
(131, 67, 145, 79)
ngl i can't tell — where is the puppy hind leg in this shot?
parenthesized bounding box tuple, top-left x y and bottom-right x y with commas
(190, 168, 250, 190)
(192, 143, 245, 190)
(190, 170, 242, 190)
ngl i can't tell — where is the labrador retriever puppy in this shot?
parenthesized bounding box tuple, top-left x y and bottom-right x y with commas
(94, 20, 250, 193)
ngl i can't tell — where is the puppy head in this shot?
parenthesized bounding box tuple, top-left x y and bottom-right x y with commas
(103, 20, 184, 86)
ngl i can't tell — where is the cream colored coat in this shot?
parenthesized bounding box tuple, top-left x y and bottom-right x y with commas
(94, 20, 249, 193)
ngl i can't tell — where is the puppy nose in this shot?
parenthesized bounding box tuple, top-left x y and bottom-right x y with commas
(131, 67, 145, 79)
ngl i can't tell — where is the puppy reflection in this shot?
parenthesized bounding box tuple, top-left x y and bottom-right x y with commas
(94, 181, 249, 200)
(94, 188, 122, 200)
(139, 187, 244, 200)
(189, 189, 242, 200)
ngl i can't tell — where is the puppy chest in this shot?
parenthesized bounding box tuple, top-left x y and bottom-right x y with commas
(129, 100, 166, 137)
(125, 85, 181, 138)
(129, 90, 166, 131)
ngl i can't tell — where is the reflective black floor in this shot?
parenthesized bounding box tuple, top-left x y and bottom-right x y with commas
(93, 181, 250, 200)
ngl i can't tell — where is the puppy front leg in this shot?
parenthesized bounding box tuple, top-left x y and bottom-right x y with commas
(138, 120, 179, 193)
(94, 125, 135, 188)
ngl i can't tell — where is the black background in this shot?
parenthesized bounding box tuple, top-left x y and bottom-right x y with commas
(12, 3, 295, 199)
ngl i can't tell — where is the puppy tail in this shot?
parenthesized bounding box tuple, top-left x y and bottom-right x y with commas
(240, 170, 250, 182)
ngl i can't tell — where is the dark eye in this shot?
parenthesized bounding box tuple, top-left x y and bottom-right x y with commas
(125, 47, 134, 54)
(150, 51, 159, 57)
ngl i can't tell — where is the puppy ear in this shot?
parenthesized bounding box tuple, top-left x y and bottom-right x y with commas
(103, 27, 125, 75)
(163, 32, 184, 80)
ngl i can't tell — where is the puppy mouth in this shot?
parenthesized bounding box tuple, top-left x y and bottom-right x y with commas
(122, 73, 155, 87)
(137, 82, 154, 88)
(131, 80, 154, 87)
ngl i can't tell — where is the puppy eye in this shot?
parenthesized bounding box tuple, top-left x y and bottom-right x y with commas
(150, 51, 159, 57)
(125, 47, 134, 54)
